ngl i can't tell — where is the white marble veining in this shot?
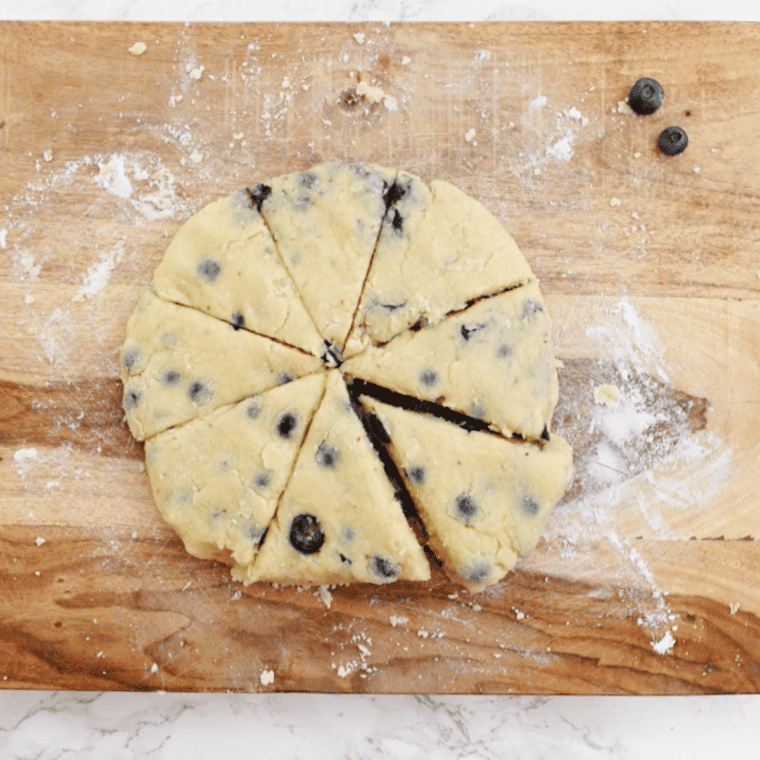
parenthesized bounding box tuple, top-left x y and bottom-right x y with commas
(1, 0, 759, 758)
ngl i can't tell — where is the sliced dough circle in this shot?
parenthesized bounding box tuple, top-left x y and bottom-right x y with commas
(361, 396, 574, 592)
(342, 281, 558, 439)
(145, 372, 326, 568)
(343, 171, 535, 359)
(120, 289, 322, 440)
(151, 188, 324, 356)
(238, 370, 430, 586)
(251, 161, 397, 352)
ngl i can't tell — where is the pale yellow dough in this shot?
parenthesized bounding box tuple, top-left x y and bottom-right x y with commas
(151, 189, 324, 356)
(120, 289, 322, 440)
(145, 373, 326, 567)
(342, 281, 558, 439)
(237, 370, 430, 586)
(362, 397, 574, 591)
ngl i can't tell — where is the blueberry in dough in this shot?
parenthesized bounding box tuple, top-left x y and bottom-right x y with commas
(122, 347, 140, 372)
(521, 299, 544, 319)
(253, 472, 271, 491)
(299, 171, 318, 189)
(277, 372, 294, 385)
(452, 493, 480, 524)
(521, 495, 541, 516)
(391, 209, 403, 234)
(463, 558, 492, 584)
(382, 180, 406, 209)
(197, 257, 221, 282)
(315, 441, 340, 469)
(658, 126, 688, 156)
(289, 513, 325, 554)
(231, 312, 245, 331)
(369, 555, 400, 580)
(123, 388, 141, 409)
(248, 183, 272, 211)
(406, 465, 426, 485)
(628, 77, 665, 115)
(188, 380, 212, 404)
(496, 344, 513, 359)
(419, 368, 439, 388)
(246, 400, 261, 420)
(275, 411, 298, 439)
(541, 425, 551, 442)
(460, 322, 487, 341)
(162, 370, 181, 385)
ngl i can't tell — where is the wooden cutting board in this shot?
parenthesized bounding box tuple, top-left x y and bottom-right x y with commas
(1, 21, 759, 694)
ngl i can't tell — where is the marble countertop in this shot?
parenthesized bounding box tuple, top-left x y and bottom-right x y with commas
(2, 1, 759, 758)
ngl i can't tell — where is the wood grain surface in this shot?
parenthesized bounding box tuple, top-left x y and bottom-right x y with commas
(1, 21, 759, 694)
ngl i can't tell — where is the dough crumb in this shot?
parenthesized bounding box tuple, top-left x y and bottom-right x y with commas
(128, 42, 147, 56)
(609, 196, 622, 207)
(43, 150, 53, 163)
(513, 608, 526, 620)
(315, 585, 333, 609)
(150, 662, 159, 673)
(259, 669, 275, 685)
(464, 128, 476, 143)
(730, 602, 740, 615)
(692, 166, 701, 174)
(401, 56, 412, 65)
(615, 99, 633, 114)
(389, 615, 409, 627)
(352, 32, 365, 44)
(35, 536, 46, 547)
(187, 65, 205, 81)
(593, 384, 620, 407)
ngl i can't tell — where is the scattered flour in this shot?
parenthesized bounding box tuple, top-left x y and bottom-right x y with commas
(72, 241, 125, 302)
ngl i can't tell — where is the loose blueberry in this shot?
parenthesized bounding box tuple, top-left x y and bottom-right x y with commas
(369, 555, 400, 580)
(248, 183, 272, 211)
(315, 441, 340, 469)
(162, 370, 181, 385)
(406, 465, 426, 486)
(452, 493, 480, 524)
(197, 257, 221, 282)
(122, 347, 140, 372)
(521, 495, 541, 516)
(188, 380, 212, 404)
(419, 368, 438, 388)
(231, 312, 245, 331)
(275, 411, 298, 439)
(628, 77, 665, 115)
(658, 126, 688, 156)
(289, 513, 325, 554)
(123, 388, 141, 409)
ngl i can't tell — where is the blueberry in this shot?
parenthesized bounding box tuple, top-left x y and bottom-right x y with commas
(162, 370, 181, 385)
(123, 388, 141, 409)
(231, 312, 245, 331)
(197, 257, 221, 282)
(122, 347, 140, 372)
(248, 183, 272, 211)
(315, 441, 340, 469)
(246, 400, 261, 420)
(496, 344, 513, 359)
(463, 559, 492, 584)
(275, 411, 298, 439)
(188, 380, 212, 404)
(406, 465, 426, 486)
(419, 368, 438, 388)
(628, 77, 665, 115)
(658, 126, 688, 156)
(277, 372, 294, 385)
(253, 471, 271, 491)
(369, 555, 400, 580)
(521, 495, 541, 516)
(452, 493, 479, 524)
(289, 513, 325, 554)
(243, 520, 267, 544)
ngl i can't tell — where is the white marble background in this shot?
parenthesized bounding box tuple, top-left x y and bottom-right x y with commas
(2, 0, 759, 758)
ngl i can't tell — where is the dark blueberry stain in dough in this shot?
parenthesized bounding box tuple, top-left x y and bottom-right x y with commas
(521, 495, 541, 516)
(419, 368, 439, 388)
(321, 340, 344, 368)
(197, 258, 221, 282)
(463, 559, 492, 584)
(496, 344, 513, 360)
(246, 400, 261, 420)
(275, 411, 299, 439)
(406, 465, 426, 486)
(541, 425, 551, 442)
(289, 513, 325, 554)
(382, 180, 406, 210)
(248, 183, 272, 211)
(243, 521, 267, 544)
(188, 380, 212, 404)
(123, 388, 141, 409)
(231, 312, 245, 331)
(122, 347, 140, 372)
(369, 555, 400, 580)
(162, 370, 181, 385)
(299, 171, 318, 189)
(278, 372, 294, 385)
(253, 472, 271, 490)
(460, 322, 487, 341)
(391, 209, 403, 235)
(315, 441, 340, 469)
(339, 553, 352, 564)
(453, 493, 480, 524)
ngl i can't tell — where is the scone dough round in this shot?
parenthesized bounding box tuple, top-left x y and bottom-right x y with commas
(120, 161, 573, 590)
